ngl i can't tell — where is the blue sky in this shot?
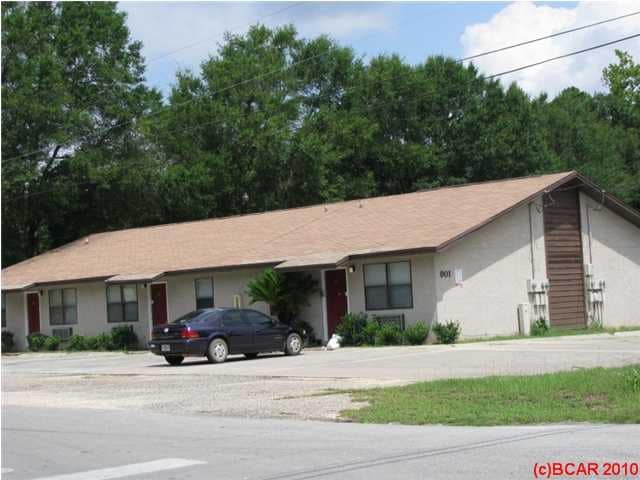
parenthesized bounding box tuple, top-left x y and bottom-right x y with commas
(120, 1, 638, 98)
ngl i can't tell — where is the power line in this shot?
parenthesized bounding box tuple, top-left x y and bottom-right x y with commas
(0, 46, 335, 165)
(486, 33, 640, 79)
(459, 10, 640, 63)
(10, 31, 638, 202)
(3, 10, 636, 165)
(0, 1, 306, 165)
(146, 2, 305, 63)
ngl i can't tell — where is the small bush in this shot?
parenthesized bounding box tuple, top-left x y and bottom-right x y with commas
(335, 312, 369, 346)
(361, 321, 380, 346)
(66, 335, 88, 351)
(85, 336, 100, 351)
(27, 333, 48, 351)
(531, 318, 549, 336)
(43, 336, 61, 351)
(625, 367, 640, 393)
(403, 322, 429, 345)
(96, 332, 115, 350)
(2, 331, 15, 352)
(110, 325, 138, 350)
(433, 320, 461, 344)
(375, 323, 403, 346)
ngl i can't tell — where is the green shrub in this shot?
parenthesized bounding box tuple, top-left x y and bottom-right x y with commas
(27, 333, 48, 351)
(66, 335, 88, 351)
(531, 318, 549, 336)
(361, 321, 381, 346)
(625, 367, 640, 393)
(95, 332, 115, 350)
(110, 325, 138, 350)
(375, 323, 403, 346)
(433, 320, 461, 344)
(43, 336, 61, 351)
(85, 336, 101, 351)
(335, 312, 369, 346)
(403, 321, 429, 345)
(2, 331, 15, 352)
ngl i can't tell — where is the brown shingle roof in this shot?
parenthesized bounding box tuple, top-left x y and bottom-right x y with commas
(2, 171, 580, 289)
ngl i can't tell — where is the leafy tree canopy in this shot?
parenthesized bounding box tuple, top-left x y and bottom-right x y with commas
(2, 15, 639, 267)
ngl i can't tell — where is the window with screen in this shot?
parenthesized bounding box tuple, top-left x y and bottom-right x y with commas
(106, 284, 138, 322)
(49, 288, 78, 325)
(195, 278, 214, 309)
(364, 261, 413, 310)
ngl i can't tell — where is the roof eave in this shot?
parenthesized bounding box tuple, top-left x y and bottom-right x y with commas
(435, 171, 579, 252)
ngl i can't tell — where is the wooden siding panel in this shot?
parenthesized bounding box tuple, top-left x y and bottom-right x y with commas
(544, 189, 586, 328)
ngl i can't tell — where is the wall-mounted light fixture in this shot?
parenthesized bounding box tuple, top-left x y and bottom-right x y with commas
(348, 265, 356, 274)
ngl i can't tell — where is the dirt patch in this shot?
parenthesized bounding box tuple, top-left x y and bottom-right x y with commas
(2, 371, 403, 421)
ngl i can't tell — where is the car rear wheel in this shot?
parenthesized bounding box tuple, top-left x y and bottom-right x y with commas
(244, 353, 259, 359)
(284, 333, 302, 356)
(207, 338, 228, 364)
(165, 355, 184, 366)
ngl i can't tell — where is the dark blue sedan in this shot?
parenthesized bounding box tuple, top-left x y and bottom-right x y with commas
(149, 308, 304, 366)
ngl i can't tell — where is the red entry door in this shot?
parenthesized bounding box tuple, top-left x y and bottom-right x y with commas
(151, 283, 168, 326)
(27, 292, 40, 334)
(325, 269, 348, 337)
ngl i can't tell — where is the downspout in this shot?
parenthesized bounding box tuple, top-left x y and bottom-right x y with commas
(528, 203, 536, 279)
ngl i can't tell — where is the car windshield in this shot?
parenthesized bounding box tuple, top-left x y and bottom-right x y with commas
(171, 310, 212, 325)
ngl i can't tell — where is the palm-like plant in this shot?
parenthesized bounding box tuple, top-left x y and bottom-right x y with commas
(247, 268, 319, 323)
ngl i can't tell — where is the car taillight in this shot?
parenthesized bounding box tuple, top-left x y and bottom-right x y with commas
(181, 327, 199, 339)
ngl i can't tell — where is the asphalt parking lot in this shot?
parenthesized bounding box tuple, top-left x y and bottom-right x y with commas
(3, 333, 640, 420)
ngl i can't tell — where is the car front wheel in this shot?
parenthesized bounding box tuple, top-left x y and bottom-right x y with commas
(207, 338, 228, 364)
(165, 355, 184, 366)
(284, 333, 302, 356)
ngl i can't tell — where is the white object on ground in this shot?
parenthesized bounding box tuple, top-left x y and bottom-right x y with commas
(325, 334, 342, 350)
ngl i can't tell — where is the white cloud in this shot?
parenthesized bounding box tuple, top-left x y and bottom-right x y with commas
(460, 1, 640, 97)
(120, 2, 392, 94)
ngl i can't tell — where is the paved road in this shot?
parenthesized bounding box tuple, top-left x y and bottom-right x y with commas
(2, 406, 639, 480)
(4, 332, 640, 381)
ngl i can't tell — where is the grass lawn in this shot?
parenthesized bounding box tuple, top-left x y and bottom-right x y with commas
(341, 365, 640, 426)
(460, 325, 640, 344)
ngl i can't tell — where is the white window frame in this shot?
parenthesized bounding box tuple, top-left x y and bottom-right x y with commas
(48, 288, 78, 325)
(194, 277, 214, 309)
(106, 284, 139, 323)
(363, 261, 413, 310)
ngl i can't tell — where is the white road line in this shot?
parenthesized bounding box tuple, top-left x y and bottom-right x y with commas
(31, 458, 207, 480)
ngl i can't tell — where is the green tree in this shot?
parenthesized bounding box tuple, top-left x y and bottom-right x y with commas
(1, 2, 161, 266)
(603, 50, 640, 128)
(247, 268, 319, 324)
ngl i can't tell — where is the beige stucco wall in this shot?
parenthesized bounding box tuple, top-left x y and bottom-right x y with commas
(579, 192, 640, 327)
(434, 201, 545, 338)
(38, 282, 151, 344)
(297, 270, 324, 341)
(164, 269, 269, 321)
(164, 268, 324, 342)
(4, 282, 151, 350)
(347, 253, 438, 327)
(3, 292, 27, 351)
